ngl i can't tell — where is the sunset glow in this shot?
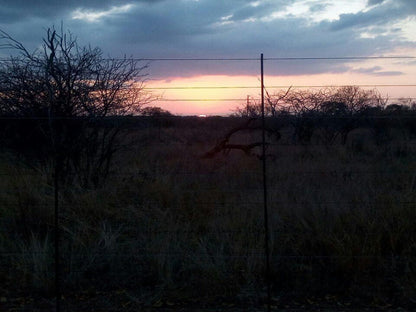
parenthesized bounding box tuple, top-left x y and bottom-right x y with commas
(1, 0, 415, 115)
(147, 59, 416, 115)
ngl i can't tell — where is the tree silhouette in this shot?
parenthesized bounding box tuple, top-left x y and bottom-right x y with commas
(0, 27, 151, 186)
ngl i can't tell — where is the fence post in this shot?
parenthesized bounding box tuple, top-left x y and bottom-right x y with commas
(54, 138, 62, 312)
(261, 53, 271, 312)
(54, 152, 61, 312)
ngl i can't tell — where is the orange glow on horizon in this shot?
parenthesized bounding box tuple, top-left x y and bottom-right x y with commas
(146, 75, 260, 115)
(145, 66, 416, 116)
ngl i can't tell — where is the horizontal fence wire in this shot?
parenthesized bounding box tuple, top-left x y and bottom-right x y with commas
(0, 228, 415, 234)
(1, 254, 414, 260)
(1, 169, 416, 175)
(1, 115, 416, 119)
(155, 98, 416, 102)
(145, 85, 416, 89)
(2, 55, 416, 62)
(2, 199, 416, 205)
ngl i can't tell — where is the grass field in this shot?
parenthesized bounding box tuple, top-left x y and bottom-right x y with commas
(1, 116, 416, 310)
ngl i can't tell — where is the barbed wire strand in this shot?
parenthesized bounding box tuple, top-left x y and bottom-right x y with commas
(1, 55, 416, 62)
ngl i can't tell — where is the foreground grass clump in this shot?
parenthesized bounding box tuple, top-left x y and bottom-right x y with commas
(1, 117, 416, 308)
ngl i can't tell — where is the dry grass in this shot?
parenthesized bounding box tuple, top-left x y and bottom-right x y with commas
(1, 117, 416, 308)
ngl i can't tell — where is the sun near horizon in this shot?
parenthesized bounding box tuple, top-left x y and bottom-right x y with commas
(146, 62, 416, 116)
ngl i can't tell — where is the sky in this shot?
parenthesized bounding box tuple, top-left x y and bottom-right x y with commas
(0, 0, 415, 115)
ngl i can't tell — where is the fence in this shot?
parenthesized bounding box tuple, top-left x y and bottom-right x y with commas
(1, 54, 416, 311)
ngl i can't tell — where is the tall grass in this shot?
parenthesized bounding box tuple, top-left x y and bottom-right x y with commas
(1, 118, 416, 307)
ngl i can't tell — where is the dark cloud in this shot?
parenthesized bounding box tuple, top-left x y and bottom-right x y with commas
(0, 0, 130, 21)
(367, 0, 385, 6)
(0, 0, 415, 78)
(94, 0, 292, 54)
(131, 16, 404, 78)
(309, 3, 331, 13)
(398, 0, 416, 12)
(352, 66, 404, 76)
(330, 6, 402, 31)
(231, 2, 277, 21)
(331, 0, 416, 31)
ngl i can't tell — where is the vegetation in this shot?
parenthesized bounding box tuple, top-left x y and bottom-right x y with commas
(0, 27, 150, 187)
(235, 86, 388, 145)
(1, 110, 416, 309)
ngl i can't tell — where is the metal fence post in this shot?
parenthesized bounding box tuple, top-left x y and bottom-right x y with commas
(261, 53, 271, 312)
(54, 145, 61, 312)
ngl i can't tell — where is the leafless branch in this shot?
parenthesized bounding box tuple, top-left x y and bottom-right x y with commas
(202, 118, 280, 158)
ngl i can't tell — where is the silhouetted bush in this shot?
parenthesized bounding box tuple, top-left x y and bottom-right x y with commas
(0, 27, 151, 186)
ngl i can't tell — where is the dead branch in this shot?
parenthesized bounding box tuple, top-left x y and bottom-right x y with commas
(202, 118, 280, 159)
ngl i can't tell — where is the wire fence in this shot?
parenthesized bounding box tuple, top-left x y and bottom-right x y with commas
(1, 55, 416, 311)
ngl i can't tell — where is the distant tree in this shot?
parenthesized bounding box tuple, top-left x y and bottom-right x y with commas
(141, 106, 173, 117)
(0, 27, 151, 186)
(320, 101, 348, 116)
(385, 103, 409, 113)
(233, 86, 387, 145)
(233, 96, 262, 117)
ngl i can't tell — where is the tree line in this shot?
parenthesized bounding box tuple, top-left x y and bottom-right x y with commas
(233, 86, 416, 145)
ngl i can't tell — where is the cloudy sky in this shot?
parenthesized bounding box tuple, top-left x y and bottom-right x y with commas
(1, 0, 415, 114)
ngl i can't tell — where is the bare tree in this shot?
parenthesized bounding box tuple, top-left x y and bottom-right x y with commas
(232, 86, 387, 146)
(233, 87, 292, 118)
(330, 86, 386, 114)
(326, 86, 387, 144)
(233, 96, 262, 117)
(0, 27, 151, 186)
